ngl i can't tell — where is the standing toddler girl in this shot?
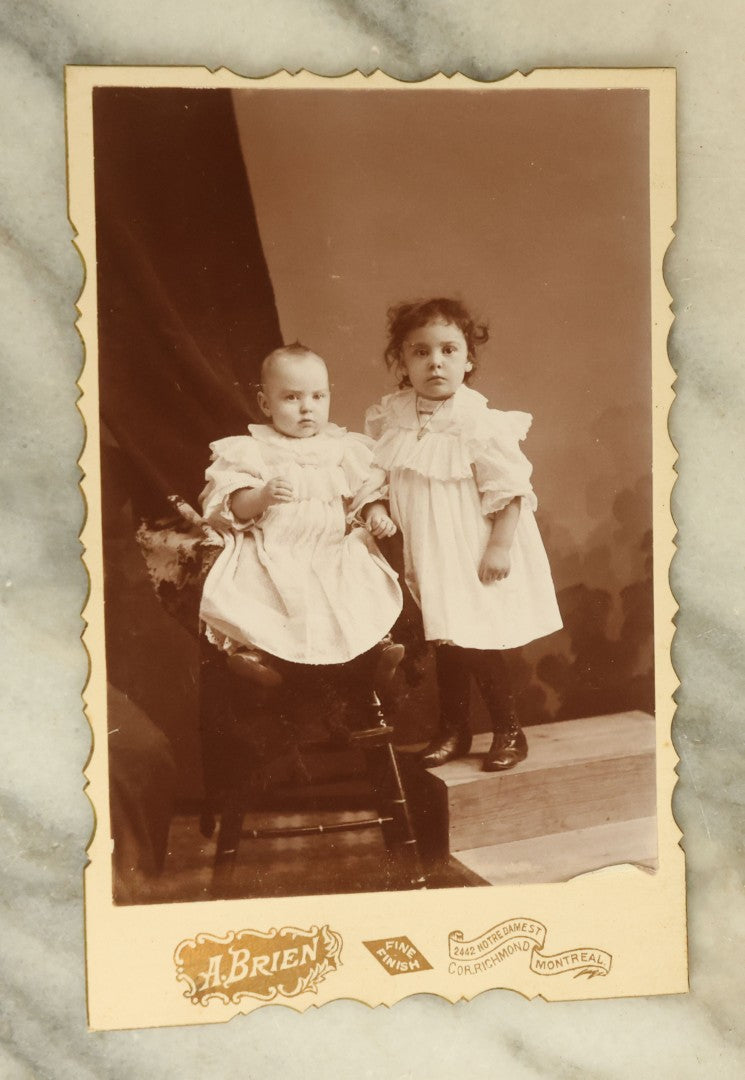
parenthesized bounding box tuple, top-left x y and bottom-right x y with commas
(365, 298, 562, 771)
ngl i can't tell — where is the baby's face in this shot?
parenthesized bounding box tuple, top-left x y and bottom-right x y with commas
(399, 319, 472, 400)
(258, 353, 331, 438)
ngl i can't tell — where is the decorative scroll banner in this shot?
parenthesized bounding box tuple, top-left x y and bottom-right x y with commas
(175, 925, 343, 1005)
(448, 918, 612, 979)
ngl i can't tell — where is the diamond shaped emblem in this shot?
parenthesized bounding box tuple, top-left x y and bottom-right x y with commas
(363, 936, 433, 975)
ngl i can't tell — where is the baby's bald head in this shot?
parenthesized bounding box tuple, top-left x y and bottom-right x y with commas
(257, 343, 331, 439)
(260, 343, 328, 390)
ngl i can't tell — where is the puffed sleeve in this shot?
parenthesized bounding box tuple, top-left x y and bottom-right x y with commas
(364, 402, 386, 441)
(199, 436, 265, 531)
(341, 432, 390, 525)
(364, 393, 399, 441)
(471, 410, 538, 515)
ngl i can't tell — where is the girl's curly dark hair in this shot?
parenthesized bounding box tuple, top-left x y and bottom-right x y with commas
(384, 297, 489, 389)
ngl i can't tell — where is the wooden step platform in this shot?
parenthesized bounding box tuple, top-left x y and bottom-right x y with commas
(401, 711, 657, 883)
(455, 816, 658, 886)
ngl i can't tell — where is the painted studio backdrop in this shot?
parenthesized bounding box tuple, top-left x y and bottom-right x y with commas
(93, 86, 653, 883)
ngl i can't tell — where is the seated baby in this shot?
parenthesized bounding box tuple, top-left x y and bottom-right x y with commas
(199, 344, 404, 692)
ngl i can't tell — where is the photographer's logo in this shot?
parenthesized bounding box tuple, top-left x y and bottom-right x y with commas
(448, 918, 611, 979)
(175, 925, 342, 1005)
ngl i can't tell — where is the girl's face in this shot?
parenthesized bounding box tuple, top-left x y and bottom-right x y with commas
(258, 353, 331, 438)
(399, 320, 472, 400)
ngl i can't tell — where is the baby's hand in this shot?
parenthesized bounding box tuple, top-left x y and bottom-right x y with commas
(479, 543, 511, 584)
(262, 477, 295, 508)
(365, 503, 397, 539)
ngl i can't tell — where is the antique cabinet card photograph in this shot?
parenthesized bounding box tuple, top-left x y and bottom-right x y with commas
(66, 66, 685, 1030)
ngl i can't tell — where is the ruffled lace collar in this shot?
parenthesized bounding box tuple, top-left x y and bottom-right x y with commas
(244, 423, 349, 465)
(368, 385, 531, 482)
(383, 385, 489, 434)
(247, 422, 346, 445)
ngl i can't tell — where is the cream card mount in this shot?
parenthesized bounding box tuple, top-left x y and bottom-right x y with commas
(66, 67, 684, 1031)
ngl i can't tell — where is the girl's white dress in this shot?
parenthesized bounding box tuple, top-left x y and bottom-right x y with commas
(365, 385, 562, 650)
(199, 424, 402, 665)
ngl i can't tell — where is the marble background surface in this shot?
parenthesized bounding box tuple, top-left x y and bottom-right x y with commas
(1, 1, 743, 1076)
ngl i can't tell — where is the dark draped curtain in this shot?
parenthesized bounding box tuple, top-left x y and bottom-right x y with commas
(92, 87, 283, 809)
(93, 86, 282, 517)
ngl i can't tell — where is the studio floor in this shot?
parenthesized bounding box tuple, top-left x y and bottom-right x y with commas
(124, 806, 476, 904)
(119, 711, 659, 905)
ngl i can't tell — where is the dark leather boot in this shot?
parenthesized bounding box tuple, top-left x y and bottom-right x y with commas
(482, 721, 528, 772)
(420, 726, 472, 768)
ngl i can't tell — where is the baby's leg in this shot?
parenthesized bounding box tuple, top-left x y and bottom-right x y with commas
(374, 634, 406, 701)
(226, 647, 282, 688)
(320, 648, 388, 740)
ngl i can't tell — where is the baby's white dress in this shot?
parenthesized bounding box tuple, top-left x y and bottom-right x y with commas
(365, 385, 562, 650)
(199, 423, 402, 665)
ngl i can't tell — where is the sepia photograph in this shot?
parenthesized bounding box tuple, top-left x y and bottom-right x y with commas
(93, 80, 658, 905)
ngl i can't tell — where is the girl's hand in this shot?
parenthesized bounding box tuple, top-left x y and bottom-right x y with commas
(479, 543, 511, 584)
(365, 503, 398, 539)
(262, 477, 295, 508)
